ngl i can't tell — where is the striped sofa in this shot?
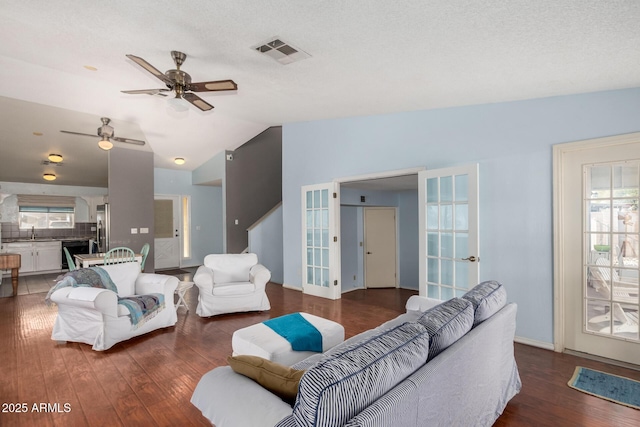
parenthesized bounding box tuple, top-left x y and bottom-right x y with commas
(191, 281, 521, 427)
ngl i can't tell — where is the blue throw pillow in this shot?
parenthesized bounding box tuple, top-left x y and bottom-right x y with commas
(293, 322, 429, 427)
(462, 280, 507, 326)
(416, 297, 474, 360)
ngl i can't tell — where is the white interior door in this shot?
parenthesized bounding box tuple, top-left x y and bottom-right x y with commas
(556, 135, 640, 365)
(364, 207, 397, 288)
(301, 183, 341, 299)
(154, 195, 180, 270)
(419, 164, 479, 299)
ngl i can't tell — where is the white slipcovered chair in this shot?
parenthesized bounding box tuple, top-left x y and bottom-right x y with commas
(193, 253, 271, 317)
(49, 262, 178, 351)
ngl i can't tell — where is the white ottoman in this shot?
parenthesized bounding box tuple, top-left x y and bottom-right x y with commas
(232, 312, 345, 366)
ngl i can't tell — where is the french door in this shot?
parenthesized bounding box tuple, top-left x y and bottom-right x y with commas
(419, 164, 479, 299)
(555, 134, 640, 365)
(301, 183, 341, 299)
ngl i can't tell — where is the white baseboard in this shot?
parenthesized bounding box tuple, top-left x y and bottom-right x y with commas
(341, 286, 365, 294)
(282, 283, 302, 291)
(514, 335, 555, 351)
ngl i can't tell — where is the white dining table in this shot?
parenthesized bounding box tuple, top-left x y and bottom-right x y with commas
(74, 253, 142, 269)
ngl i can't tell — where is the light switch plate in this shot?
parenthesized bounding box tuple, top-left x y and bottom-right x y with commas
(131, 228, 138, 234)
(140, 227, 149, 234)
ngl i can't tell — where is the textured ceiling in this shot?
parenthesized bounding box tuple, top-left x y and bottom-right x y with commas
(1, 1, 640, 187)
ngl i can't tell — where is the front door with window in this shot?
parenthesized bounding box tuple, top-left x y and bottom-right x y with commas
(419, 164, 479, 299)
(154, 195, 180, 270)
(556, 135, 640, 365)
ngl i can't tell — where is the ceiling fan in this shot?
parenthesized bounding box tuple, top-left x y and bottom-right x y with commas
(121, 50, 237, 111)
(60, 117, 145, 151)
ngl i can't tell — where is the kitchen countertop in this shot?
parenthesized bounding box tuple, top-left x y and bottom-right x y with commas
(1, 237, 93, 243)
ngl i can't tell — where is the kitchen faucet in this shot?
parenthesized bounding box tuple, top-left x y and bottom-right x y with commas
(31, 226, 35, 240)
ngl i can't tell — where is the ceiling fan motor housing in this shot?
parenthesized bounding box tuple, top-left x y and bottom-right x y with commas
(97, 124, 114, 138)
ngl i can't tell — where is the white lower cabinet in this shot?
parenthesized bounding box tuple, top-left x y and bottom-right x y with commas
(2, 241, 61, 273)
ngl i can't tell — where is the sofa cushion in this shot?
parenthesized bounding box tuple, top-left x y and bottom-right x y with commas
(416, 297, 474, 360)
(293, 322, 429, 427)
(227, 355, 305, 402)
(205, 253, 257, 283)
(462, 280, 507, 326)
(100, 262, 140, 297)
(212, 282, 255, 296)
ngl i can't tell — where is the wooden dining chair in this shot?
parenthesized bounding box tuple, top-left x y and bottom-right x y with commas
(63, 247, 77, 271)
(103, 247, 136, 265)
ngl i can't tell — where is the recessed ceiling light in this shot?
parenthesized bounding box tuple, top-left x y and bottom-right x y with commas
(48, 153, 63, 163)
(174, 157, 185, 165)
(84, 65, 98, 71)
(33, 132, 43, 136)
(43, 173, 56, 181)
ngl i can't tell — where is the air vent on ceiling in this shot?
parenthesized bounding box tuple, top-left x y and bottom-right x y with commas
(41, 160, 64, 166)
(251, 37, 311, 65)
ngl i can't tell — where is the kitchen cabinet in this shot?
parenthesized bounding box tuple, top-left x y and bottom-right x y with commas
(81, 195, 106, 222)
(1, 241, 61, 273)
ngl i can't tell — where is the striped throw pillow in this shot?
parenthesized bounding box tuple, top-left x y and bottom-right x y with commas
(462, 280, 507, 326)
(416, 297, 474, 360)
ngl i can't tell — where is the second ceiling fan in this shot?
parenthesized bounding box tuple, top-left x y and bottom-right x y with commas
(122, 50, 237, 111)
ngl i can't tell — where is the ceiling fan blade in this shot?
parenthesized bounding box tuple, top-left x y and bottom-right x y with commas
(182, 93, 214, 111)
(60, 130, 96, 138)
(188, 79, 237, 92)
(126, 54, 173, 86)
(112, 136, 145, 146)
(121, 88, 170, 97)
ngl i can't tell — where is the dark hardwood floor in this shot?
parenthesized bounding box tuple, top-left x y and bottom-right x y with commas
(1, 282, 639, 426)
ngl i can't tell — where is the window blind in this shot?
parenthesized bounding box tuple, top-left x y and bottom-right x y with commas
(17, 195, 76, 208)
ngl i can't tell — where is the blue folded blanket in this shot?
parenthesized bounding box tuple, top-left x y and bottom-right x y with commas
(263, 312, 323, 352)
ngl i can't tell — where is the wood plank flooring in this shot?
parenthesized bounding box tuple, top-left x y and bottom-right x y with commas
(1, 282, 639, 426)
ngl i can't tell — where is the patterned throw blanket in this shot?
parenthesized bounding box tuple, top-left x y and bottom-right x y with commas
(263, 312, 323, 352)
(46, 267, 165, 329)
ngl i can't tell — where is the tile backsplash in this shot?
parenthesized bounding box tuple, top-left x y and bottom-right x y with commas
(1, 222, 96, 241)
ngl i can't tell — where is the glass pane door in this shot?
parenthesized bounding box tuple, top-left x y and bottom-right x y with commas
(584, 162, 639, 341)
(419, 164, 479, 299)
(301, 183, 341, 300)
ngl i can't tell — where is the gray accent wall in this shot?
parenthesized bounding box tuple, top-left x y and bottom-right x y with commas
(108, 147, 155, 271)
(225, 126, 282, 254)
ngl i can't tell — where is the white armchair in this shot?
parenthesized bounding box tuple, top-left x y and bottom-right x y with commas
(194, 253, 271, 317)
(50, 262, 178, 351)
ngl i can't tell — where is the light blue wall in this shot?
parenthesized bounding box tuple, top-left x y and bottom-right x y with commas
(192, 151, 226, 185)
(154, 168, 223, 267)
(398, 190, 419, 289)
(248, 204, 284, 284)
(340, 205, 362, 292)
(282, 87, 640, 345)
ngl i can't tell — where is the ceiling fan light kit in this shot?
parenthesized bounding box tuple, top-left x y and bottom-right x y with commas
(43, 173, 56, 181)
(98, 136, 113, 151)
(122, 51, 237, 112)
(48, 153, 63, 163)
(60, 117, 145, 151)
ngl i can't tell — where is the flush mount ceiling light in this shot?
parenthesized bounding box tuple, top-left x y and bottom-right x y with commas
(174, 157, 185, 165)
(98, 136, 113, 151)
(33, 132, 43, 136)
(48, 153, 63, 163)
(83, 65, 97, 71)
(43, 173, 56, 181)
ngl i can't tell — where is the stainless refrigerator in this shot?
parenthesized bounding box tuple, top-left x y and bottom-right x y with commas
(96, 203, 110, 253)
